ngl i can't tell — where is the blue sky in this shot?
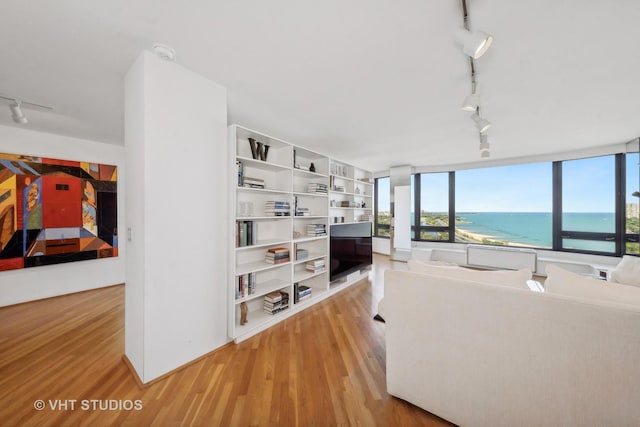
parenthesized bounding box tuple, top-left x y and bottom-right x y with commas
(376, 154, 640, 213)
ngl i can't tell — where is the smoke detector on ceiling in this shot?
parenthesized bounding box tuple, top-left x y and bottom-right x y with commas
(152, 43, 176, 61)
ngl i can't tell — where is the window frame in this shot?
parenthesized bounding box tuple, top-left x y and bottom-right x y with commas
(408, 152, 636, 257)
(412, 172, 455, 242)
(374, 176, 390, 238)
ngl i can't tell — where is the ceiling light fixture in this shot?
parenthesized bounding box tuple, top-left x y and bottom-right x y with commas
(454, 28, 493, 60)
(457, 0, 493, 158)
(479, 134, 490, 151)
(9, 101, 27, 124)
(470, 111, 491, 133)
(0, 95, 53, 125)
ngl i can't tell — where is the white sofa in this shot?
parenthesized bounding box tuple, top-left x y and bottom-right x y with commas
(383, 260, 640, 427)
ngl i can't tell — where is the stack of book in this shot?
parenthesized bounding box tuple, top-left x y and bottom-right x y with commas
(264, 291, 289, 315)
(236, 221, 255, 247)
(340, 200, 357, 208)
(265, 247, 290, 264)
(307, 183, 328, 194)
(295, 247, 309, 261)
(295, 207, 310, 216)
(306, 223, 327, 237)
(265, 201, 290, 216)
(333, 185, 345, 192)
(357, 214, 373, 222)
(305, 258, 325, 273)
(294, 283, 312, 303)
(243, 176, 265, 189)
(237, 160, 244, 186)
(236, 273, 256, 299)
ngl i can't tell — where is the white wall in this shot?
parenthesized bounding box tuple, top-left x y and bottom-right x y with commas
(0, 125, 125, 307)
(125, 51, 229, 383)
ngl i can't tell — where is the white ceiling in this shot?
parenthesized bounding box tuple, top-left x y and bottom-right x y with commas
(1, 0, 639, 172)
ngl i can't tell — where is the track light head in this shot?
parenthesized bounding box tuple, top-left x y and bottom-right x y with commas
(454, 28, 493, 59)
(480, 149, 490, 158)
(470, 112, 491, 133)
(479, 134, 490, 151)
(461, 93, 479, 112)
(9, 101, 27, 124)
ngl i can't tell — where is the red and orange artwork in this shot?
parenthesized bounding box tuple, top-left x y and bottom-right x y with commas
(0, 153, 117, 271)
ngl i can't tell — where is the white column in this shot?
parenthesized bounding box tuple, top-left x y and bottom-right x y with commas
(390, 165, 412, 261)
(124, 51, 229, 383)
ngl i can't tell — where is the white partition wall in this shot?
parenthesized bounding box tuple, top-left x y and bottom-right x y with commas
(393, 185, 411, 250)
(390, 165, 412, 261)
(124, 51, 229, 383)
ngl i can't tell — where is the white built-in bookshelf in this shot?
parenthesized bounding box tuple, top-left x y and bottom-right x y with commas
(329, 160, 374, 225)
(229, 124, 373, 342)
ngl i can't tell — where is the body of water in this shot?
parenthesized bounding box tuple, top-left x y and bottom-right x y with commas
(456, 212, 615, 249)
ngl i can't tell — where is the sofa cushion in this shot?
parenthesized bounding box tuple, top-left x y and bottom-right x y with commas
(609, 255, 640, 287)
(546, 264, 640, 307)
(407, 259, 532, 289)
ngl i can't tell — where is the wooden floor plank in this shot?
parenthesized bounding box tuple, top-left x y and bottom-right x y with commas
(0, 254, 452, 426)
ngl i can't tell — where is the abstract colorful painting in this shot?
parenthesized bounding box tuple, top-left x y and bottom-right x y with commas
(0, 153, 117, 271)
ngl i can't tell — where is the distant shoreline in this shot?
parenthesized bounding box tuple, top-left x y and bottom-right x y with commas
(455, 226, 537, 248)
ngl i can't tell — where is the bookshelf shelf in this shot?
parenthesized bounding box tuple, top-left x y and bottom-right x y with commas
(293, 288, 328, 306)
(294, 269, 327, 282)
(236, 216, 291, 221)
(229, 124, 373, 342)
(234, 278, 290, 304)
(236, 260, 291, 276)
(237, 187, 291, 195)
(235, 238, 291, 251)
(293, 168, 329, 179)
(237, 156, 291, 171)
(293, 191, 328, 198)
(293, 235, 327, 244)
(293, 252, 325, 264)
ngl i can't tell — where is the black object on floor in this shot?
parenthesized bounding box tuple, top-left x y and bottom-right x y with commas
(373, 314, 385, 323)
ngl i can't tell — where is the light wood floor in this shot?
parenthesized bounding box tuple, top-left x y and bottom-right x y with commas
(0, 254, 452, 426)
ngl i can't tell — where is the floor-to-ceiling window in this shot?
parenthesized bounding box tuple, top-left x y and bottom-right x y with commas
(415, 172, 452, 241)
(455, 162, 552, 247)
(376, 149, 636, 258)
(626, 151, 640, 254)
(556, 155, 618, 255)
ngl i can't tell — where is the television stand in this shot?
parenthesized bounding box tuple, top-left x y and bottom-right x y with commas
(330, 266, 371, 289)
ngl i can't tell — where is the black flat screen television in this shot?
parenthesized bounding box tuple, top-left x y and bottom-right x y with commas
(330, 222, 373, 282)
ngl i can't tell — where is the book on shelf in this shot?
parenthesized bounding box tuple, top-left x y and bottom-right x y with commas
(265, 247, 290, 264)
(236, 221, 255, 247)
(295, 248, 309, 260)
(264, 290, 290, 314)
(305, 258, 326, 272)
(295, 207, 310, 216)
(306, 223, 327, 237)
(294, 283, 312, 303)
(237, 160, 244, 187)
(265, 201, 290, 216)
(236, 272, 256, 299)
(267, 247, 289, 254)
(242, 175, 265, 188)
(307, 183, 328, 194)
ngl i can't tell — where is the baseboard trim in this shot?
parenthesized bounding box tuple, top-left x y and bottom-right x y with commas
(121, 341, 235, 389)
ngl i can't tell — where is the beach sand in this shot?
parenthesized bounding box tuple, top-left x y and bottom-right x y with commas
(455, 227, 537, 248)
